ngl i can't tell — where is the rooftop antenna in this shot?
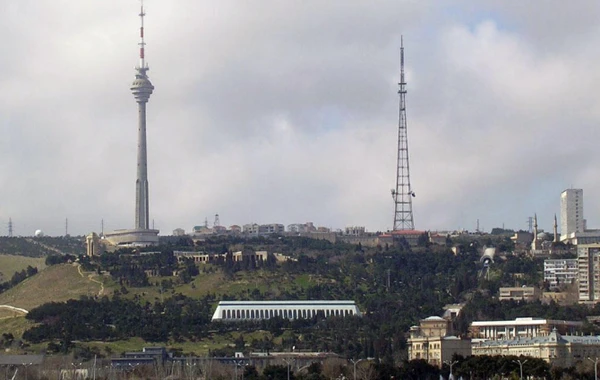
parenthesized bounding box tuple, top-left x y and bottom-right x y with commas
(391, 36, 415, 231)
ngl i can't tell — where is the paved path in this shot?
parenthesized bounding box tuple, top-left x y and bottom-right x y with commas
(76, 263, 104, 296)
(0, 304, 28, 314)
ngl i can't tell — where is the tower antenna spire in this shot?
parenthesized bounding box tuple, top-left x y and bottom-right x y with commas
(138, 0, 147, 70)
(391, 35, 415, 231)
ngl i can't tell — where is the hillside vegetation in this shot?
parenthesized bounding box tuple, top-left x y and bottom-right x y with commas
(0, 264, 100, 311)
(0, 254, 46, 282)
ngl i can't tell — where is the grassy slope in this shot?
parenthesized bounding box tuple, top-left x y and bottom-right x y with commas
(0, 262, 324, 354)
(0, 263, 101, 311)
(0, 254, 46, 282)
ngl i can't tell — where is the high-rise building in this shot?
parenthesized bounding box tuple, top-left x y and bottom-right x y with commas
(544, 259, 578, 288)
(560, 189, 584, 241)
(577, 244, 600, 303)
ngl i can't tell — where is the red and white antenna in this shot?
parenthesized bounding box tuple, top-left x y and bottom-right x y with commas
(138, 0, 147, 69)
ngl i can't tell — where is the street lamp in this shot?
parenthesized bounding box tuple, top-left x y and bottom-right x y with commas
(282, 358, 294, 380)
(588, 357, 600, 380)
(443, 360, 458, 379)
(21, 363, 32, 380)
(512, 359, 527, 380)
(350, 359, 364, 380)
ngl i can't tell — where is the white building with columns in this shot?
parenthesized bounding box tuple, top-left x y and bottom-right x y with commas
(211, 300, 361, 321)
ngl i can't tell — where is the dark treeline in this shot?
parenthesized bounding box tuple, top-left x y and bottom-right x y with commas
(23, 294, 214, 351)
(0, 265, 38, 293)
(0, 236, 85, 257)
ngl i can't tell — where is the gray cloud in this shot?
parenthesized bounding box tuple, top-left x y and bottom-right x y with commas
(0, 1, 598, 236)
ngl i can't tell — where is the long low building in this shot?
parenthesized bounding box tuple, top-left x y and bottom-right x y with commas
(470, 317, 582, 340)
(211, 301, 361, 321)
(472, 329, 600, 367)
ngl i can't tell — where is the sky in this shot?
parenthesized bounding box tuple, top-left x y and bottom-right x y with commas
(1, 1, 600, 236)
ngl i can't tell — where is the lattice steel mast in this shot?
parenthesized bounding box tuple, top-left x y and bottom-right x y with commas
(391, 37, 415, 230)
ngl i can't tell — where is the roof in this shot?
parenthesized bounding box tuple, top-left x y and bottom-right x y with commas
(471, 330, 600, 347)
(390, 230, 426, 236)
(216, 300, 357, 306)
(0, 355, 45, 366)
(423, 316, 445, 321)
(471, 317, 582, 327)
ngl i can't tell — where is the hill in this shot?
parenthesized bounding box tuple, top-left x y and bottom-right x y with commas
(0, 263, 100, 311)
(0, 254, 46, 282)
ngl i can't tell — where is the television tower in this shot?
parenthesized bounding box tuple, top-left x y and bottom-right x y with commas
(8, 218, 13, 237)
(131, 0, 155, 230)
(391, 36, 415, 231)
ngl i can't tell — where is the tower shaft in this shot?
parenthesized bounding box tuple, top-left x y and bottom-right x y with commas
(135, 101, 150, 229)
(392, 37, 415, 231)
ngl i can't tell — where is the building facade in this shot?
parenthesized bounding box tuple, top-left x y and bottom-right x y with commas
(470, 317, 582, 340)
(544, 259, 578, 288)
(211, 301, 361, 321)
(561, 189, 584, 242)
(407, 316, 471, 367)
(498, 286, 541, 302)
(578, 244, 600, 303)
(472, 329, 600, 367)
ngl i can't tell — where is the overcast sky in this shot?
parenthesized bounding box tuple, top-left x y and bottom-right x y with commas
(1, 1, 599, 236)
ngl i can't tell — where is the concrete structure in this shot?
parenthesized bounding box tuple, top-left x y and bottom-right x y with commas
(242, 223, 284, 236)
(344, 226, 366, 236)
(544, 259, 578, 288)
(554, 214, 559, 243)
(472, 329, 600, 367)
(86, 232, 101, 257)
(561, 188, 584, 242)
(132, 2, 154, 232)
(469, 317, 582, 340)
(211, 301, 361, 321)
(379, 229, 426, 247)
(103, 3, 159, 246)
(578, 244, 600, 303)
(103, 228, 159, 246)
(288, 222, 316, 233)
(172, 228, 185, 236)
(531, 214, 541, 251)
(498, 286, 541, 302)
(511, 231, 534, 246)
(407, 316, 471, 367)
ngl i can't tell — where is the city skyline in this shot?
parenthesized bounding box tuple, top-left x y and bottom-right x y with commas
(1, 1, 600, 236)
